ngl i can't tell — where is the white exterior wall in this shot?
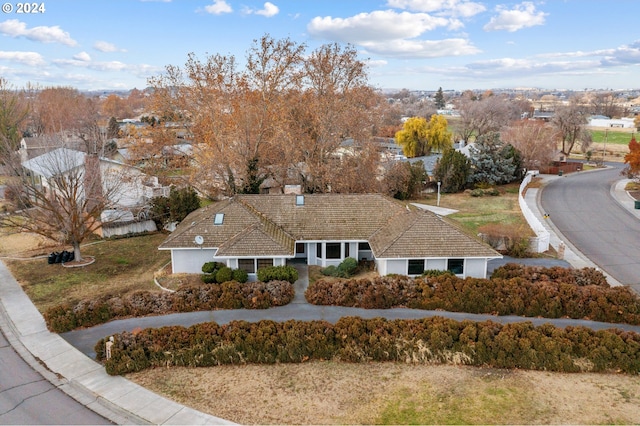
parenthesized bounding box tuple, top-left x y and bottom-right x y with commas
(100, 161, 147, 208)
(426, 259, 446, 271)
(171, 249, 216, 273)
(385, 259, 406, 275)
(465, 258, 488, 278)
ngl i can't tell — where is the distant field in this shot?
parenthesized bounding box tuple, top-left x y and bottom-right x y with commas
(589, 129, 636, 145)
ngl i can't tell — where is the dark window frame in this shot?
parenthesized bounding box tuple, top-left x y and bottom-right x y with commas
(447, 258, 464, 275)
(358, 242, 371, 251)
(326, 242, 341, 259)
(408, 259, 425, 275)
(238, 258, 255, 274)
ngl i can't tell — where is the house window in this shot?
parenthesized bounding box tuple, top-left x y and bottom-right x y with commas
(296, 243, 305, 254)
(257, 258, 273, 270)
(447, 259, 464, 275)
(408, 259, 425, 275)
(214, 213, 224, 225)
(238, 259, 255, 273)
(326, 243, 341, 259)
(344, 243, 350, 258)
(316, 242, 323, 258)
(358, 242, 371, 251)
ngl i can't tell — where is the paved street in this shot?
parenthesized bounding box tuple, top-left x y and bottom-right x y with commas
(0, 329, 110, 425)
(541, 164, 640, 293)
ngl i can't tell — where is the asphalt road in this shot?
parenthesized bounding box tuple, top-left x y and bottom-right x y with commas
(0, 329, 110, 425)
(541, 164, 640, 293)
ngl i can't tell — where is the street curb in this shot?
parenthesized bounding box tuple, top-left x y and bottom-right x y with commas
(0, 295, 144, 425)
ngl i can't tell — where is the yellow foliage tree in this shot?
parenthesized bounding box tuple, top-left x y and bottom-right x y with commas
(395, 116, 428, 158)
(425, 114, 453, 153)
(395, 115, 452, 158)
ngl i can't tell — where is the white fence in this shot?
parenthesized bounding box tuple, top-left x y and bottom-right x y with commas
(519, 171, 550, 253)
(102, 219, 157, 238)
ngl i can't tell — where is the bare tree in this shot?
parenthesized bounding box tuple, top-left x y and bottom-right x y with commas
(551, 99, 591, 156)
(291, 42, 382, 193)
(588, 91, 623, 118)
(457, 94, 528, 142)
(147, 36, 386, 196)
(1, 136, 133, 261)
(501, 120, 558, 169)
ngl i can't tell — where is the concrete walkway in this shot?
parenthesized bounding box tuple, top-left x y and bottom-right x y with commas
(1, 173, 640, 425)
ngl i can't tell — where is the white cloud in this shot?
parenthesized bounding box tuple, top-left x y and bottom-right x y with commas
(0, 51, 45, 66)
(483, 2, 547, 32)
(73, 51, 91, 61)
(0, 19, 77, 46)
(362, 38, 480, 58)
(250, 2, 279, 17)
(203, 0, 232, 15)
(308, 10, 450, 43)
(94, 41, 125, 53)
(386, 0, 486, 17)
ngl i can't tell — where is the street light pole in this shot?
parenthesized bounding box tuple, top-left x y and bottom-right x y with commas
(603, 129, 608, 163)
(437, 181, 441, 207)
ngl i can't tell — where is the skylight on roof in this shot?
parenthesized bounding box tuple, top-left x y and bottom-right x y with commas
(296, 195, 304, 206)
(214, 213, 224, 225)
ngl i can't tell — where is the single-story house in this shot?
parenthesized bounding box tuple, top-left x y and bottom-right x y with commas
(588, 116, 635, 129)
(21, 147, 169, 209)
(159, 194, 501, 279)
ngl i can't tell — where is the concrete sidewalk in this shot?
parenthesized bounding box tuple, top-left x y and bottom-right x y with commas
(0, 260, 235, 425)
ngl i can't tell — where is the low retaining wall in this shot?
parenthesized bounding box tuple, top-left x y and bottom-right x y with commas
(520, 171, 550, 253)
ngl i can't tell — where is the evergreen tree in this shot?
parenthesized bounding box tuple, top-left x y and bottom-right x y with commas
(434, 87, 446, 109)
(468, 132, 523, 186)
(150, 186, 201, 228)
(433, 148, 471, 193)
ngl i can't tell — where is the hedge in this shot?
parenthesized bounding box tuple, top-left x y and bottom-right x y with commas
(257, 265, 299, 283)
(44, 280, 294, 333)
(95, 317, 640, 376)
(304, 265, 640, 325)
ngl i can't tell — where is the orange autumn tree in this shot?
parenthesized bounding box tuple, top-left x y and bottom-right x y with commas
(623, 136, 640, 180)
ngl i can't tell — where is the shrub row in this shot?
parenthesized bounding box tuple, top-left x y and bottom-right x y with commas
(44, 280, 294, 333)
(491, 264, 610, 287)
(96, 317, 640, 376)
(304, 266, 640, 325)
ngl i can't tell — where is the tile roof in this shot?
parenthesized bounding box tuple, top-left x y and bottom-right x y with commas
(159, 194, 500, 259)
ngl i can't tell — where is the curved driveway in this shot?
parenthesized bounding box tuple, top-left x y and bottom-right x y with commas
(541, 164, 640, 293)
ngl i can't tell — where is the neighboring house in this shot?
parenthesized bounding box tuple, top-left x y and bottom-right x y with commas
(159, 193, 501, 279)
(21, 147, 169, 210)
(588, 116, 635, 128)
(19, 134, 85, 163)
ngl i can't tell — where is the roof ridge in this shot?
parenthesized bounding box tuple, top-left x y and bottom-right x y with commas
(368, 208, 421, 256)
(235, 196, 295, 248)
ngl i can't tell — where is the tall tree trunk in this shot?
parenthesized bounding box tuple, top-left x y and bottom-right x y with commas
(72, 240, 83, 262)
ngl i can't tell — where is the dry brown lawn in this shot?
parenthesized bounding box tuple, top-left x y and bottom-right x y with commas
(127, 362, 640, 425)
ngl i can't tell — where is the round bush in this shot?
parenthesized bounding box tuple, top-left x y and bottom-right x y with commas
(202, 273, 217, 284)
(216, 266, 233, 283)
(232, 268, 249, 283)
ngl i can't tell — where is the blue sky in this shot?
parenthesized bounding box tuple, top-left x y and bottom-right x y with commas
(1, 0, 639, 92)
